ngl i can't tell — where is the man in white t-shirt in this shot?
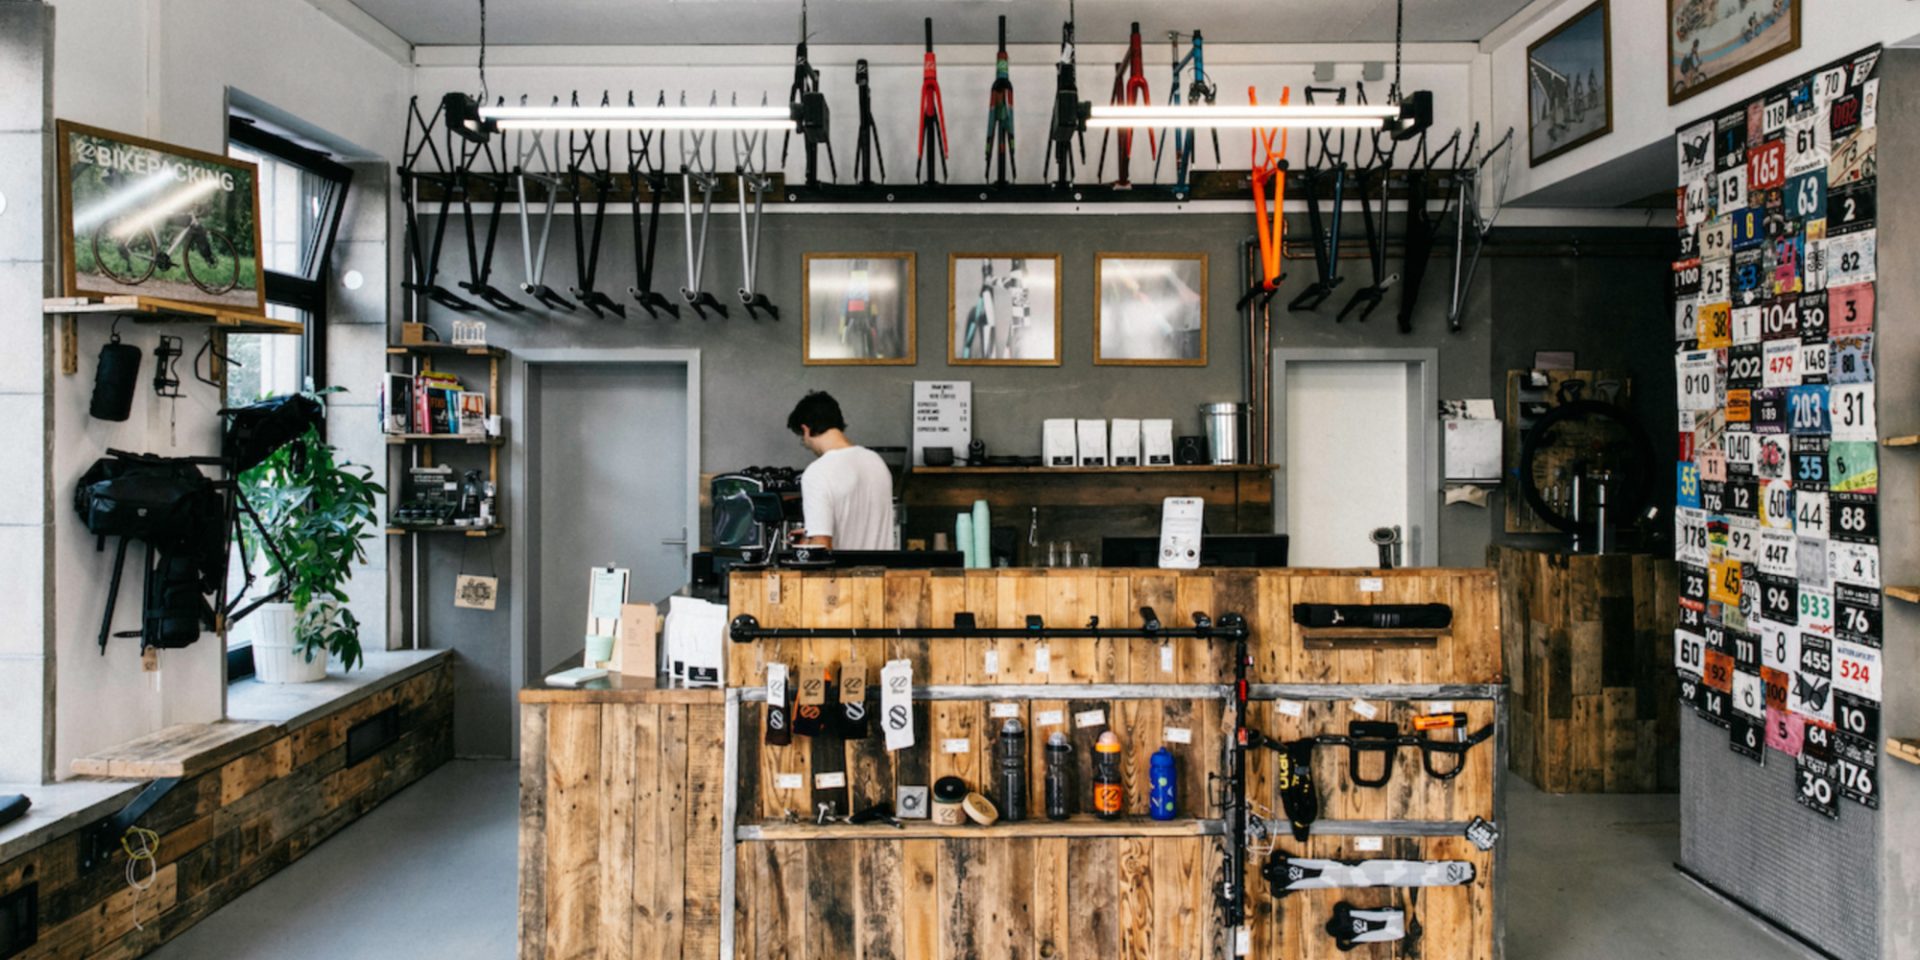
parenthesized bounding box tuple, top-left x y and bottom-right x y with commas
(787, 391, 897, 550)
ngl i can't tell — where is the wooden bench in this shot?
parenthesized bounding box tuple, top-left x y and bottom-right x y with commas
(69, 720, 278, 779)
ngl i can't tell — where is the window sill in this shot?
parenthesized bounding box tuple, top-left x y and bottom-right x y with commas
(227, 649, 450, 731)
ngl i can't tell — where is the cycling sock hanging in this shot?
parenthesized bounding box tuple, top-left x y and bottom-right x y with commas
(1327, 902, 1411, 951)
(915, 18, 950, 186)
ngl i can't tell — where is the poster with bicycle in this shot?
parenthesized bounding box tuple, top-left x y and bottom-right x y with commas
(56, 120, 264, 314)
(1672, 46, 1881, 820)
(1668, 0, 1801, 105)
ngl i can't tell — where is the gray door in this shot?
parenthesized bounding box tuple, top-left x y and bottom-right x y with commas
(531, 362, 690, 674)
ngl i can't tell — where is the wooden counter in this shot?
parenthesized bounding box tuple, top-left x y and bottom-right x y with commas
(520, 567, 1506, 960)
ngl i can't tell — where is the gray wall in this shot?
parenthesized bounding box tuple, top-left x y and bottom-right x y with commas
(397, 207, 1672, 756)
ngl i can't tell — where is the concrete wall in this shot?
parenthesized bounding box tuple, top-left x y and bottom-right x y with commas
(1484, 0, 1920, 206)
(36, 0, 408, 778)
(0, 0, 55, 783)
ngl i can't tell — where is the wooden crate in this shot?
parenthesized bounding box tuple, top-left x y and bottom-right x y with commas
(1494, 547, 1679, 793)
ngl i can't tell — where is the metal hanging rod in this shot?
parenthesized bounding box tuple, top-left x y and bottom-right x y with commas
(728, 607, 1247, 643)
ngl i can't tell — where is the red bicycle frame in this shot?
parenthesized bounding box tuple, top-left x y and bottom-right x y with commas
(1101, 21, 1156, 188)
(916, 17, 950, 186)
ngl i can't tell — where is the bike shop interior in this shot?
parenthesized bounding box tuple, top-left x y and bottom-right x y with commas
(0, 1, 1917, 959)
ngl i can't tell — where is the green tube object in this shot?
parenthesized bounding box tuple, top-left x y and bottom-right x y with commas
(956, 513, 975, 568)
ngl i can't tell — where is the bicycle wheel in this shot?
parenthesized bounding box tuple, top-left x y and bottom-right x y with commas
(184, 228, 242, 295)
(1518, 398, 1657, 535)
(92, 220, 159, 286)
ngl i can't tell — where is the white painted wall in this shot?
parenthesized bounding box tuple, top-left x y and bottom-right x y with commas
(1485, 0, 1920, 205)
(44, 0, 407, 777)
(412, 41, 1484, 182)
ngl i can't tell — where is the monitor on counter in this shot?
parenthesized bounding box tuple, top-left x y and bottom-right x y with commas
(1099, 534, 1289, 568)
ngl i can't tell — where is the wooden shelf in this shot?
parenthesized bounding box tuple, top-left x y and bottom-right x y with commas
(387, 343, 505, 358)
(1886, 586, 1920, 604)
(737, 816, 1222, 842)
(1887, 738, 1920, 767)
(911, 464, 1273, 476)
(385, 432, 503, 446)
(1299, 627, 1447, 651)
(386, 524, 504, 538)
(44, 295, 303, 333)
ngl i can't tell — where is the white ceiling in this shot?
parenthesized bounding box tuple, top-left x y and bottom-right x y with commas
(345, 0, 1534, 47)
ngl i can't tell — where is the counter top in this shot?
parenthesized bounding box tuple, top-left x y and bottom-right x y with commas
(520, 670, 727, 705)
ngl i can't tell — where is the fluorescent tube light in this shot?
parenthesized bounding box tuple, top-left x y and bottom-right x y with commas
(478, 103, 799, 131)
(1084, 98, 1419, 132)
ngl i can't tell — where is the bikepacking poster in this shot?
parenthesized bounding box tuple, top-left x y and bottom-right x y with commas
(57, 120, 265, 314)
(1672, 47, 1881, 819)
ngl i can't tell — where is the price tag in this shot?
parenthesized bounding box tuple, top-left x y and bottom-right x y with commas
(1355, 836, 1384, 852)
(766, 662, 789, 710)
(1161, 644, 1175, 674)
(1236, 927, 1252, 956)
(1350, 700, 1379, 720)
(991, 701, 1020, 719)
(1359, 578, 1384, 592)
(1276, 700, 1304, 718)
(814, 771, 847, 789)
(776, 773, 805, 790)
(1075, 709, 1108, 729)
(1165, 727, 1193, 744)
(765, 571, 782, 604)
(1033, 643, 1051, 674)
(798, 665, 829, 706)
(1036, 710, 1065, 727)
(942, 738, 972, 755)
(881, 659, 916, 751)
(983, 649, 999, 676)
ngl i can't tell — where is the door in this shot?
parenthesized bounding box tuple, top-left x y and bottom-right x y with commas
(532, 362, 690, 673)
(1283, 359, 1422, 567)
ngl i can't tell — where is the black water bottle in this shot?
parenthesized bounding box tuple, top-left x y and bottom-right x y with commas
(1044, 731, 1073, 821)
(995, 718, 1027, 821)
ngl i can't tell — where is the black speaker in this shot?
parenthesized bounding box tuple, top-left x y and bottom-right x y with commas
(90, 336, 141, 421)
(1174, 435, 1206, 465)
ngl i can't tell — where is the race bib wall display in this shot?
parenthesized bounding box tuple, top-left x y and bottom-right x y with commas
(1673, 47, 1882, 818)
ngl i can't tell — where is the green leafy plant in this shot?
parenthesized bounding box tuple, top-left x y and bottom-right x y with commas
(239, 413, 384, 672)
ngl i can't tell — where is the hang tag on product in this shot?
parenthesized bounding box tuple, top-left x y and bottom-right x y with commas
(814, 771, 847, 789)
(1276, 700, 1304, 718)
(798, 665, 829, 706)
(1165, 727, 1192, 744)
(776, 773, 804, 791)
(1033, 643, 1051, 675)
(1351, 700, 1379, 720)
(984, 649, 1000, 676)
(1161, 644, 1175, 674)
(1235, 927, 1252, 956)
(1356, 836, 1384, 852)
(1037, 709, 1065, 727)
(840, 660, 867, 705)
(881, 659, 916, 751)
(943, 738, 972, 754)
(764, 663, 791, 746)
(991, 702, 1020, 719)
(1076, 709, 1108, 729)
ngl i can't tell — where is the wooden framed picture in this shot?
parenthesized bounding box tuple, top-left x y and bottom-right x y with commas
(947, 254, 1062, 366)
(55, 119, 266, 315)
(1528, 0, 1613, 166)
(803, 252, 916, 365)
(1094, 253, 1207, 366)
(1668, 0, 1800, 105)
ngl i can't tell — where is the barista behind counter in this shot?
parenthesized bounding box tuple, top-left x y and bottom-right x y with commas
(787, 390, 897, 550)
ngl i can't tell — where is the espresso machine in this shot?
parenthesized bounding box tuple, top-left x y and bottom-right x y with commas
(709, 466, 803, 568)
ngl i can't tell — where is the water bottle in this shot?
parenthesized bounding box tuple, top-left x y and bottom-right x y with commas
(1044, 732, 1073, 820)
(996, 718, 1028, 821)
(1149, 747, 1177, 820)
(1093, 731, 1124, 820)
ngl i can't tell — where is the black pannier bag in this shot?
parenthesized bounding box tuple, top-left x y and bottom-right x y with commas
(222, 394, 322, 473)
(74, 452, 227, 653)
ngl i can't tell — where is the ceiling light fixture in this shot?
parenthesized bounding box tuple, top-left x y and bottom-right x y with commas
(1085, 97, 1425, 133)
(477, 103, 802, 132)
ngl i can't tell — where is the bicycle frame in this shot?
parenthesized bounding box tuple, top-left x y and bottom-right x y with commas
(1396, 123, 1465, 334)
(1448, 127, 1515, 332)
(400, 96, 480, 312)
(1043, 1, 1087, 189)
(915, 18, 950, 187)
(1157, 30, 1220, 188)
(627, 93, 678, 319)
(736, 94, 778, 321)
(512, 97, 575, 312)
(853, 60, 886, 186)
(983, 15, 1017, 186)
(1287, 86, 1351, 312)
(566, 94, 625, 319)
(455, 103, 525, 312)
(1337, 85, 1400, 324)
(780, 0, 837, 188)
(681, 92, 729, 320)
(1096, 21, 1156, 189)
(1237, 86, 1288, 312)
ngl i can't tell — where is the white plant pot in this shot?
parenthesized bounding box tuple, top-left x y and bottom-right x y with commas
(245, 602, 329, 684)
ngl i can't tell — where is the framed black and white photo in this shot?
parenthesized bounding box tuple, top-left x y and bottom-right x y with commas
(1528, 1, 1613, 166)
(803, 252, 916, 365)
(947, 254, 1061, 366)
(1094, 253, 1207, 366)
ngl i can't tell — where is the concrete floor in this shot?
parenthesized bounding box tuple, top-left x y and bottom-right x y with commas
(152, 761, 1813, 960)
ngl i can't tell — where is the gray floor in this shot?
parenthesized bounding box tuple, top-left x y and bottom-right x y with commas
(153, 762, 1812, 960)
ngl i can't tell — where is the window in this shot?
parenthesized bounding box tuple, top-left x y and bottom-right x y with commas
(224, 115, 354, 667)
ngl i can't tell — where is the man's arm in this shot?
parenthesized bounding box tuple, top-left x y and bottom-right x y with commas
(796, 467, 836, 547)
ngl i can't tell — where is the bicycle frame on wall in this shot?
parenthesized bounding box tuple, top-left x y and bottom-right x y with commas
(56, 119, 267, 315)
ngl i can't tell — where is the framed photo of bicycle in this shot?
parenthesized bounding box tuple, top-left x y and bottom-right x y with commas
(1526, 0, 1612, 167)
(1094, 253, 1207, 367)
(803, 252, 916, 366)
(1667, 0, 1800, 104)
(947, 254, 1062, 366)
(56, 120, 265, 315)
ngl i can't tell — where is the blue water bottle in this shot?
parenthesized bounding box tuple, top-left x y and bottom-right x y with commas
(1149, 747, 1177, 820)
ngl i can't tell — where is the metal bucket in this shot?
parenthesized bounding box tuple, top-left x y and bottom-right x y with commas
(1199, 402, 1247, 465)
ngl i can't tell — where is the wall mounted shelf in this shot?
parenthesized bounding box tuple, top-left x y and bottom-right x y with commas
(385, 524, 503, 538)
(385, 433, 503, 446)
(737, 816, 1222, 842)
(45, 295, 303, 375)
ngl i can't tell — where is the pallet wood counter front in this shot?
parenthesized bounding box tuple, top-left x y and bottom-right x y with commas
(520, 567, 1504, 960)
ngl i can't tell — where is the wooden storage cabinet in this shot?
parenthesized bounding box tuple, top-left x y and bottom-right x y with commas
(1492, 547, 1679, 793)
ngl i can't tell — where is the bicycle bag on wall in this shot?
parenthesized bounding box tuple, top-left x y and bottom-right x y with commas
(222, 394, 323, 473)
(74, 453, 226, 653)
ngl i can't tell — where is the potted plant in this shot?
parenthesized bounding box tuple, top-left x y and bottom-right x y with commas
(235, 398, 383, 682)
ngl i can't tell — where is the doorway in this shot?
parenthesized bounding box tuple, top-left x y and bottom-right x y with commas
(510, 351, 700, 726)
(1273, 349, 1438, 567)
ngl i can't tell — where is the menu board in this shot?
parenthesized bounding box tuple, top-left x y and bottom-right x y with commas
(1672, 47, 1882, 818)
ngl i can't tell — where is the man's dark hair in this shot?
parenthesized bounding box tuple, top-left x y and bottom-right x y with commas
(787, 391, 847, 436)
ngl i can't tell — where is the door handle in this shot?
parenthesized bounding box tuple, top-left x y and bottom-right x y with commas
(661, 526, 689, 546)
